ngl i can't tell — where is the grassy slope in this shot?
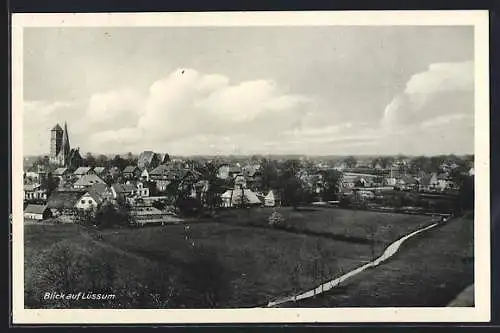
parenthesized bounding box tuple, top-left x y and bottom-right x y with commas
(284, 216, 474, 307)
(101, 222, 373, 307)
(24, 208, 444, 308)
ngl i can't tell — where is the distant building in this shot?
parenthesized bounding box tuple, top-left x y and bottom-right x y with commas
(122, 165, 142, 180)
(137, 151, 161, 170)
(24, 204, 51, 220)
(24, 183, 47, 201)
(73, 166, 95, 179)
(73, 174, 106, 189)
(49, 122, 83, 169)
(264, 190, 281, 207)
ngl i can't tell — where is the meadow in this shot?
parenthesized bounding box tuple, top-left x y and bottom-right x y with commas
(24, 207, 441, 308)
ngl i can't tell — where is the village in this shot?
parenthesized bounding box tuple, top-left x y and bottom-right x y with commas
(23, 122, 475, 225)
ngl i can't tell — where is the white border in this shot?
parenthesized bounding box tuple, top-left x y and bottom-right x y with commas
(11, 10, 490, 324)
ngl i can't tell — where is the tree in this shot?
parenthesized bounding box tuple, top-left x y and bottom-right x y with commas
(321, 169, 342, 201)
(456, 175, 474, 212)
(344, 156, 357, 169)
(94, 202, 131, 228)
(283, 177, 304, 209)
(111, 155, 127, 170)
(84, 153, 96, 167)
(96, 154, 109, 167)
(44, 173, 60, 197)
(260, 158, 279, 192)
(379, 156, 394, 169)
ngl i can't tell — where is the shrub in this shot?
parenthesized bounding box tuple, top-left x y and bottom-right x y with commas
(268, 210, 285, 227)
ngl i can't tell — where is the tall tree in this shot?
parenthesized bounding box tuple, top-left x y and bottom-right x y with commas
(344, 156, 357, 169)
(321, 169, 342, 201)
(96, 154, 108, 167)
(85, 153, 96, 167)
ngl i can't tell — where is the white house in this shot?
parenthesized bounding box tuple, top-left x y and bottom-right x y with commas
(264, 190, 281, 207)
(141, 168, 151, 182)
(74, 192, 102, 211)
(221, 188, 262, 207)
(24, 204, 50, 220)
(24, 183, 47, 200)
(125, 180, 150, 197)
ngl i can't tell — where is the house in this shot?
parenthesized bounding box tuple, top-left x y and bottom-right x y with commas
(149, 164, 200, 192)
(46, 189, 87, 220)
(122, 165, 142, 180)
(24, 183, 47, 201)
(141, 168, 151, 182)
(437, 173, 450, 191)
(24, 204, 51, 220)
(398, 175, 418, 191)
(111, 183, 137, 201)
(73, 174, 106, 189)
(75, 190, 106, 211)
(125, 180, 150, 197)
(52, 167, 69, 180)
(75, 183, 114, 211)
(137, 151, 161, 170)
(264, 190, 281, 207)
(221, 188, 262, 208)
(73, 166, 95, 179)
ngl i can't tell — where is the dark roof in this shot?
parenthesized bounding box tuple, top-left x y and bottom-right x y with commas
(123, 165, 139, 173)
(112, 183, 136, 193)
(51, 124, 63, 132)
(73, 174, 105, 187)
(401, 176, 417, 185)
(85, 184, 112, 204)
(47, 190, 86, 209)
(87, 183, 111, 197)
(24, 204, 48, 214)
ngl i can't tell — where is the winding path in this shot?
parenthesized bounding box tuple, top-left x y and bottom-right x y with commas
(265, 219, 443, 307)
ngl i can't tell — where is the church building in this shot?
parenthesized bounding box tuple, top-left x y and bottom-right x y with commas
(49, 122, 83, 170)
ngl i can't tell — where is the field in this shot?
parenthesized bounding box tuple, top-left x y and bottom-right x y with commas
(285, 215, 474, 307)
(25, 207, 448, 308)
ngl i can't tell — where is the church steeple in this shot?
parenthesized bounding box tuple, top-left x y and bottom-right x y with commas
(62, 121, 71, 166)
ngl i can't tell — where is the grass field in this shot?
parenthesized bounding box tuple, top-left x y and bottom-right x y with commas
(216, 207, 434, 248)
(24, 207, 448, 308)
(284, 215, 474, 307)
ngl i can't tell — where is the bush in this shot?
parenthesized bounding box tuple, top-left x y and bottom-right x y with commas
(268, 211, 285, 227)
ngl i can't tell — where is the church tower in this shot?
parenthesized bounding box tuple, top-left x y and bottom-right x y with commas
(49, 122, 72, 166)
(50, 124, 63, 164)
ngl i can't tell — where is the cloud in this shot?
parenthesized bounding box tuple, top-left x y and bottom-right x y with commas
(382, 60, 474, 128)
(88, 68, 311, 152)
(86, 89, 143, 126)
(24, 100, 73, 117)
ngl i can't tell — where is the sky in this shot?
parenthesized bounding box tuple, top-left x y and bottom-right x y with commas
(23, 26, 475, 156)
